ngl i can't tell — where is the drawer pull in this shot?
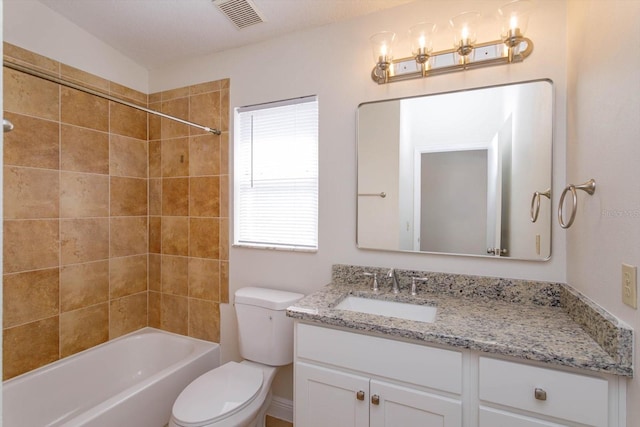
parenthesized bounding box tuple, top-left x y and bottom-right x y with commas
(371, 394, 380, 405)
(534, 388, 547, 401)
(356, 390, 365, 401)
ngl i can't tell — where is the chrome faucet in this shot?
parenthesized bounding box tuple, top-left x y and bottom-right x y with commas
(387, 268, 400, 294)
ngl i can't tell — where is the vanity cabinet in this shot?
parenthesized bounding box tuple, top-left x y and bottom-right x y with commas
(478, 357, 609, 427)
(294, 323, 462, 427)
(294, 323, 626, 427)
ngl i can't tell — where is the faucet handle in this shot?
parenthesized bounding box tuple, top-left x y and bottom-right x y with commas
(363, 272, 379, 292)
(411, 277, 429, 296)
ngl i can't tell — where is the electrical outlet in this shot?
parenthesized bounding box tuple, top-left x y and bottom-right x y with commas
(622, 263, 637, 309)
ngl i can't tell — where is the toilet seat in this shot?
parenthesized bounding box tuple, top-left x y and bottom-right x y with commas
(171, 361, 264, 427)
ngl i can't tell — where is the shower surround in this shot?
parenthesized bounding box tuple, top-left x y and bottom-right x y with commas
(2, 43, 229, 380)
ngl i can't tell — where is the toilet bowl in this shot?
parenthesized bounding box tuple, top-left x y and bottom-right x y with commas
(169, 287, 303, 427)
(169, 361, 277, 427)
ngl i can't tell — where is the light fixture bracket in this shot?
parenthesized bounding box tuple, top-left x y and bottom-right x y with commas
(371, 37, 533, 85)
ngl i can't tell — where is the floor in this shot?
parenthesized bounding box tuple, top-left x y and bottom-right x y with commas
(266, 415, 293, 427)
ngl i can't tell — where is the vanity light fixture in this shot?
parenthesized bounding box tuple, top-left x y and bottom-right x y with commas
(370, 0, 533, 84)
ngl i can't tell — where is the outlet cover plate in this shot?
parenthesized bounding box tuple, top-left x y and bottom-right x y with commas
(622, 263, 637, 309)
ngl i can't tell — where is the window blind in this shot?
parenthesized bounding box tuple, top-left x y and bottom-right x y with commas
(234, 96, 318, 250)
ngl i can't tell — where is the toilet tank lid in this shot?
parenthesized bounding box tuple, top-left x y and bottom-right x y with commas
(235, 287, 304, 310)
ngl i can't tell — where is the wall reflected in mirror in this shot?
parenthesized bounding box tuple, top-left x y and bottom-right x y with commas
(357, 80, 552, 260)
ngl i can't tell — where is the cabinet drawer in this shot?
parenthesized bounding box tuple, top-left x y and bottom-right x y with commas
(479, 357, 608, 427)
(296, 323, 461, 394)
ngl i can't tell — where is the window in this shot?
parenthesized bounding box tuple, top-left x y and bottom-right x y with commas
(234, 96, 318, 251)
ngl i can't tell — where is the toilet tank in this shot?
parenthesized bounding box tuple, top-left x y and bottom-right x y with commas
(235, 287, 304, 366)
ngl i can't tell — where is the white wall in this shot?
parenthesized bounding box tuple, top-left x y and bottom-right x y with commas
(3, 0, 148, 92)
(566, 0, 640, 421)
(150, 0, 568, 400)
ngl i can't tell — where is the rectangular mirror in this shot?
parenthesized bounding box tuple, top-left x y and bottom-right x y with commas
(357, 80, 553, 260)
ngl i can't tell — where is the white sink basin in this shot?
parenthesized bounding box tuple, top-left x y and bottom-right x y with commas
(335, 296, 437, 323)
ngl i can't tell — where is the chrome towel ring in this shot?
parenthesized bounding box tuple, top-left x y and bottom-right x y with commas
(558, 179, 596, 229)
(530, 188, 551, 222)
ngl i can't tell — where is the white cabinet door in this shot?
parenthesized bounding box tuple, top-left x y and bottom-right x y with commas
(370, 380, 462, 427)
(295, 362, 370, 427)
(479, 407, 567, 427)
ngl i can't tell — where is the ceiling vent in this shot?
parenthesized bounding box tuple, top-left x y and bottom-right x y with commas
(213, 0, 265, 30)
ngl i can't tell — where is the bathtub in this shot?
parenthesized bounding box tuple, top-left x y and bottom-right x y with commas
(3, 327, 220, 427)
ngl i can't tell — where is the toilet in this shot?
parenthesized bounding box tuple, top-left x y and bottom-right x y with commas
(169, 287, 304, 427)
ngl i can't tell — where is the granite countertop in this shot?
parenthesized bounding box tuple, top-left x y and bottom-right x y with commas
(287, 265, 634, 377)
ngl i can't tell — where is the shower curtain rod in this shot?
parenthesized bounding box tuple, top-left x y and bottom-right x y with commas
(3, 60, 222, 135)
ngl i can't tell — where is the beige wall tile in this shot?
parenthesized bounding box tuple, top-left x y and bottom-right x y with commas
(149, 254, 161, 292)
(149, 92, 162, 104)
(220, 89, 229, 132)
(60, 125, 109, 174)
(3, 113, 60, 169)
(4, 42, 60, 74)
(220, 132, 229, 175)
(61, 87, 109, 131)
(189, 134, 220, 176)
(61, 64, 110, 92)
(220, 174, 229, 218)
(149, 178, 162, 215)
(110, 216, 148, 257)
(161, 294, 188, 335)
(148, 140, 162, 177)
(161, 138, 189, 177)
(148, 291, 161, 328)
(3, 316, 59, 380)
(189, 91, 220, 136)
(4, 68, 59, 120)
(190, 176, 219, 217)
(60, 261, 109, 312)
(110, 135, 147, 178)
(220, 218, 229, 261)
(190, 81, 220, 95)
(4, 166, 59, 219)
(60, 218, 109, 265)
(3, 268, 59, 328)
(110, 292, 148, 338)
(220, 261, 229, 304)
(189, 258, 219, 301)
(110, 255, 148, 298)
(162, 255, 188, 296)
(109, 102, 147, 140)
(161, 216, 189, 256)
(4, 219, 59, 273)
(149, 216, 162, 254)
(161, 86, 189, 101)
(110, 177, 147, 216)
(109, 82, 147, 105)
(162, 178, 189, 216)
(60, 172, 109, 218)
(189, 299, 220, 342)
(190, 217, 219, 259)
(148, 103, 162, 141)
(161, 98, 189, 138)
(60, 303, 108, 358)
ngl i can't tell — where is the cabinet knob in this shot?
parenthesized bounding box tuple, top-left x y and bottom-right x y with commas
(356, 390, 365, 401)
(534, 387, 547, 401)
(371, 394, 380, 405)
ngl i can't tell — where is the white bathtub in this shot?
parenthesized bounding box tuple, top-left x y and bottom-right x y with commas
(3, 327, 220, 427)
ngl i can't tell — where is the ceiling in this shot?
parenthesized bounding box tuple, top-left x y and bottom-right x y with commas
(37, 0, 414, 70)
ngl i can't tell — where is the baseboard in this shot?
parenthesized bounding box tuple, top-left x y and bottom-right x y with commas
(267, 396, 293, 423)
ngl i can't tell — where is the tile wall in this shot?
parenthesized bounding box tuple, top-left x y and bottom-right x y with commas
(2, 43, 229, 380)
(147, 80, 230, 342)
